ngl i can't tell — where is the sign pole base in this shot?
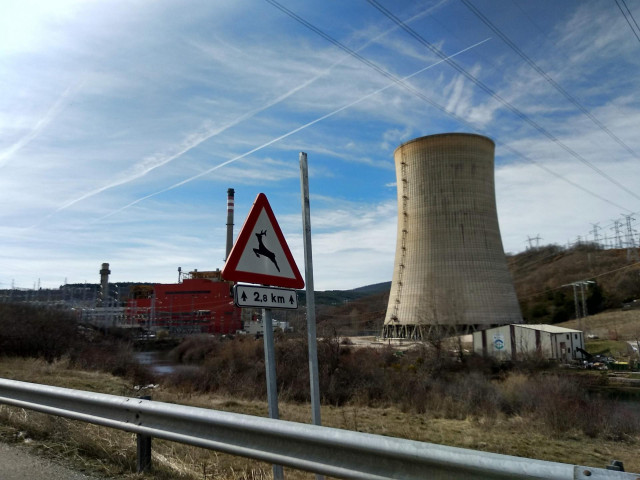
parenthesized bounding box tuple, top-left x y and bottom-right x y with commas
(263, 307, 284, 480)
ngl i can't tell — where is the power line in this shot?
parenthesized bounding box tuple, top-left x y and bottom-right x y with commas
(520, 259, 640, 300)
(461, 0, 639, 160)
(366, 0, 640, 203)
(263, 0, 633, 214)
(262, 1, 639, 281)
(615, 0, 640, 44)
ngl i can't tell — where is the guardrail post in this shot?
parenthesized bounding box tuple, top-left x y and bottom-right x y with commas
(607, 460, 625, 471)
(137, 395, 152, 472)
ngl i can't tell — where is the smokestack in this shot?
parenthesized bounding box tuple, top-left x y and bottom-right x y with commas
(225, 188, 235, 260)
(99, 262, 110, 305)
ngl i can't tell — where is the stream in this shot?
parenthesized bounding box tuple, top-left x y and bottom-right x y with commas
(133, 350, 199, 377)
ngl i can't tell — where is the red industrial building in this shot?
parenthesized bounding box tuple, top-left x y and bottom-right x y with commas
(125, 188, 243, 336)
(125, 270, 242, 336)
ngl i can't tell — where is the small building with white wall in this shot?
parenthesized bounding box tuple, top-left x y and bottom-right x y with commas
(473, 324, 585, 362)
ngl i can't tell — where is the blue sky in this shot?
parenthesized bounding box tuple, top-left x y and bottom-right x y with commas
(2, 0, 640, 290)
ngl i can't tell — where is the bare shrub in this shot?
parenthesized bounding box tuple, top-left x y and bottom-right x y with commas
(601, 403, 640, 440)
(276, 338, 310, 402)
(160, 335, 640, 441)
(0, 303, 78, 362)
(69, 336, 154, 385)
(169, 335, 219, 364)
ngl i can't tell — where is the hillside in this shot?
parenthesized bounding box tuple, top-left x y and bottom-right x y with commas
(313, 244, 640, 334)
(509, 244, 640, 324)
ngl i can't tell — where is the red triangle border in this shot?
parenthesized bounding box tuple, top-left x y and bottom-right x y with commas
(221, 193, 305, 289)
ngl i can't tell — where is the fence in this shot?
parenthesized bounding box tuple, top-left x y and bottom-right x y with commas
(0, 377, 636, 480)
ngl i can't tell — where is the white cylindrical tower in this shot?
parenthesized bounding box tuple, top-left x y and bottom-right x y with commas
(99, 262, 110, 306)
(383, 133, 521, 339)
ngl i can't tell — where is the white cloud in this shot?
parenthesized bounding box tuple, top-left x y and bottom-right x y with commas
(1, 1, 639, 291)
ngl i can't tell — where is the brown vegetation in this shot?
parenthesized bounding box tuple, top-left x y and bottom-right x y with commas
(165, 334, 640, 442)
(2, 303, 640, 477)
(509, 244, 640, 323)
(0, 303, 151, 384)
(0, 303, 77, 362)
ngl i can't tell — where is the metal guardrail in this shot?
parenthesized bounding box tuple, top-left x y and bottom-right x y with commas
(0, 377, 636, 480)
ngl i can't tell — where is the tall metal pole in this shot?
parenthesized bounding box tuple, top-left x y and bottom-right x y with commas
(262, 307, 284, 480)
(299, 152, 322, 431)
(579, 282, 590, 337)
(571, 283, 580, 321)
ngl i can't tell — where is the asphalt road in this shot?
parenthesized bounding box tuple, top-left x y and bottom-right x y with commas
(0, 442, 105, 480)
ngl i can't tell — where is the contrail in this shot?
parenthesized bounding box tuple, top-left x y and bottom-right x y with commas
(94, 38, 491, 222)
(41, 72, 334, 220)
(40, 3, 446, 221)
(28, 59, 351, 229)
(0, 82, 80, 168)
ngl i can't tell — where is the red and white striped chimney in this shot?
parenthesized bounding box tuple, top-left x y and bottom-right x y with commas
(225, 188, 235, 260)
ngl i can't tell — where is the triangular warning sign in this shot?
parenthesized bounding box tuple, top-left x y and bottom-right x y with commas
(222, 193, 304, 289)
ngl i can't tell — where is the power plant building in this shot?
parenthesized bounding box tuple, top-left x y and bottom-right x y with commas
(383, 133, 522, 339)
(472, 324, 585, 362)
(125, 270, 242, 336)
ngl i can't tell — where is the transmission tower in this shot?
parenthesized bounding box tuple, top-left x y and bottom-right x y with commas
(622, 214, 639, 261)
(611, 220, 623, 249)
(526, 235, 542, 249)
(590, 223, 601, 247)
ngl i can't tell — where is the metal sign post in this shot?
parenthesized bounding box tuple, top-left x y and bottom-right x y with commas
(299, 152, 323, 432)
(221, 193, 304, 480)
(262, 307, 284, 480)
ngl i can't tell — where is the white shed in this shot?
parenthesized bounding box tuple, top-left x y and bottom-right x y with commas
(472, 324, 585, 362)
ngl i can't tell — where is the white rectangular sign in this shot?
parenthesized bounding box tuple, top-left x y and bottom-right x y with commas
(234, 284, 298, 310)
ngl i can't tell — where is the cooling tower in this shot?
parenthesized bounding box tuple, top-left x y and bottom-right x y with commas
(383, 133, 521, 339)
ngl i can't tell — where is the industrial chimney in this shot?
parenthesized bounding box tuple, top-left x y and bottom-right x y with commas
(225, 188, 235, 260)
(99, 262, 111, 306)
(383, 133, 522, 339)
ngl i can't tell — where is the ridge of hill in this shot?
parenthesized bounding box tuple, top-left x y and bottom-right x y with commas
(297, 281, 390, 307)
(311, 244, 640, 334)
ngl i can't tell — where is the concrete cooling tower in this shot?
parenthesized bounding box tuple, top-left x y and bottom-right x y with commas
(383, 133, 522, 339)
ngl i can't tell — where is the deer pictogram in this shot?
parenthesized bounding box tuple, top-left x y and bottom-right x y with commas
(253, 230, 280, 272)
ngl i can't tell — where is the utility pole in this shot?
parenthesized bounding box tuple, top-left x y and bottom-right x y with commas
(570, 283, 580, 320)
(564, 281, 595, 334)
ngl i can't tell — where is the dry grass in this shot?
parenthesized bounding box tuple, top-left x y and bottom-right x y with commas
(1, 357, 640, 478)
(558, 309, 640, 342)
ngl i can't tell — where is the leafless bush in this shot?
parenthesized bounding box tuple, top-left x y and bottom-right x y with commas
(160, 335, 640, 440)
(169, 335, 220, 364)
(0, 303, 78, 362)
(69, 336, 154, 385)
